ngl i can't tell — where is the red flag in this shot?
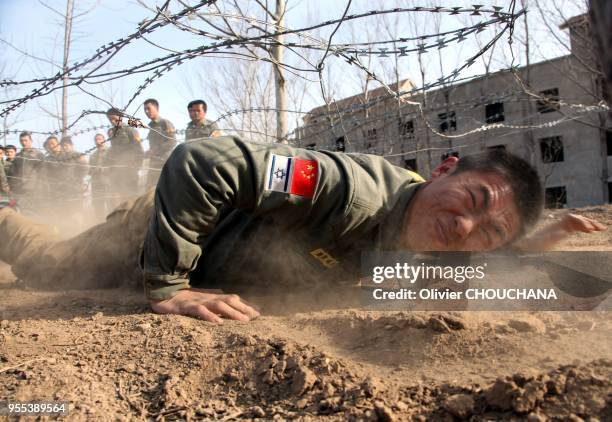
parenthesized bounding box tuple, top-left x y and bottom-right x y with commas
(290, 158, 318, 198)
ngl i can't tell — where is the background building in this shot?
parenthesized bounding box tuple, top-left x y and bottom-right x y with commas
(294, 15, 611, 208)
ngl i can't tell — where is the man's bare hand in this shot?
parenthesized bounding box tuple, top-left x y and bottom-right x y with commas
(149, 289, 260, 324)
(513, 214, 606, 252)
(560, 214, 606, 233)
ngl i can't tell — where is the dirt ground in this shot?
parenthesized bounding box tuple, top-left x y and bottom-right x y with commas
(1, 205, 611, 421)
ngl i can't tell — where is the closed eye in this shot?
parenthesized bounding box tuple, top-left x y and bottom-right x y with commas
(467, 189, 476, 208)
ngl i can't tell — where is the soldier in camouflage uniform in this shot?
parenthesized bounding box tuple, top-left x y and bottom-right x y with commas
(40, 136, 65, 198)
(143, 98, 176, 188)
(0, 157, 10, 195)
(3, 145, 17, 184)
(11, 132, 45, 207)
(89, 133, 111, 220)
(0, 137, 606, 323)
(184, 100, 221, 141)
(59, 136, 87, 207)
(106, 108, 144, 204)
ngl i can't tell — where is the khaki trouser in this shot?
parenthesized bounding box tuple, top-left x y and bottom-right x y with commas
(0, 190, 154, 290)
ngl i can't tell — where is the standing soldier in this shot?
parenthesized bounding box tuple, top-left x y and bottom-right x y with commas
(3, 145, 17, 190)
(89, 133, 111, 220)
(39, 136, 68, 220)
(11, 132, 44, 205)
(105, 108, 144, 204)
(41, 136, 65, 194)
(0, 150, 10, 195)
(143, 98, 176, 187)
(184, 100, 221, 141)
(60, 136, 87, 208)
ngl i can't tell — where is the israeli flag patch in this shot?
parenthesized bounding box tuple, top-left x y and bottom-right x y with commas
(265, 154, 293, 193)
(265, 153, 318, 198)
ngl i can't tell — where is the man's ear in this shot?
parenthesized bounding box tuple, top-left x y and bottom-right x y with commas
(431, 156, 459, 179)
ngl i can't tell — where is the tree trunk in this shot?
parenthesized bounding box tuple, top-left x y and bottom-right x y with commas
(272, 0, 287, 142)
(62, 0, 74, 136)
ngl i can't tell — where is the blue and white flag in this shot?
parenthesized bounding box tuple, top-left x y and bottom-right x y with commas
(265, 154, 293, 193)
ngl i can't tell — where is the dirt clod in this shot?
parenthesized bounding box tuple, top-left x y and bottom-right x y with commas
(442, 393, 474, 419)
(291, 365, 317, 395)
(374, 401, 395, 422)
(485, 378, 519, 410)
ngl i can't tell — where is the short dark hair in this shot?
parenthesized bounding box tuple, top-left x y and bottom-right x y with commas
(5, 144, 16, 151)
(187, 100, 207, 112)
(43, 135, 58, 148)
(106, 107, 122, 117)
(0, 146, 4, 152)
(452, 149, 543, 238)
(19, 131, 32, 140)
(144, 98, 159, 109)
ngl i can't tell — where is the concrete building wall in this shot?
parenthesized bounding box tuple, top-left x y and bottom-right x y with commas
(295, 53, 610, 208)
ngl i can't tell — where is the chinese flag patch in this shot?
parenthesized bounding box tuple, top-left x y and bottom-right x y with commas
(290, 158, 318, 198)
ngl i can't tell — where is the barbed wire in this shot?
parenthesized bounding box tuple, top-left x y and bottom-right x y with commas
(2, 0, 603, 176)
(0, 0, 218, 116)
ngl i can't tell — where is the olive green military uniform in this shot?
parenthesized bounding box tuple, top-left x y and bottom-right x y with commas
(143, 136, 425, 300)
(184, 119, 220, 141)
(0, 136, 424, 300)
(41, 151, 65, 195)
(89, 147, 111, 219)
(0, 190, 153, 290)
(11, 148, 44, 195)
(107, 124, 144, 202)
(146, 117, 176, 188)
(3, 159, 14, 180)
(0, 162, 10, 194)
(62, 151, 87, 201)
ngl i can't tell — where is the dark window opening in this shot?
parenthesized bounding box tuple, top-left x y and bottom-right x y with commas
(485, 102, 505, 123)
(335, 136, 345, 152)
(305, 143, 316, 150)
(404, 158, 417, 172)
(487, 144, 506, 151)
(545, 186, 567, 209)
(438, 111, 457, 133)
(608, 182, 612, 204)
(540, 136, 564, 163)
(398, 119, 414, 138)
(606, 130, 612, 156)
(441, 151, 459, 161)
(537, 88, 560, 113)
(363, 128, 378, 149)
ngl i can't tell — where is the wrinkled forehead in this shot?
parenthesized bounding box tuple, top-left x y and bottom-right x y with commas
(457, 170, 523, 239)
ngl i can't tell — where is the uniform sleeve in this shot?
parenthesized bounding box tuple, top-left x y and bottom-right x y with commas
(143, 136, 353, 300)
(165, 119, 176, 136)
(0, 164, 9, 193)
(130, 128, 142, 143)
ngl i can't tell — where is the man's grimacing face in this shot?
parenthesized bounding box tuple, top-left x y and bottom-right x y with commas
(400, 157, 522, 252)
(6, 148, 16, 160)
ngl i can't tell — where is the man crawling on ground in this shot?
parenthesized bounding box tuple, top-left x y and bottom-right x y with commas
(0, 137, 605, 322)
